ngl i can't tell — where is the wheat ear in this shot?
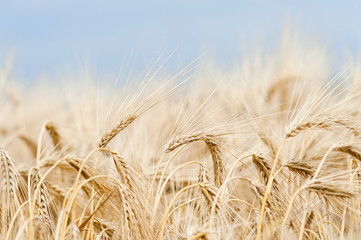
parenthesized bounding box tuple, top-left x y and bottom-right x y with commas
(65, 222, 81, 240)
(286, 118, 360, 138)
(334, 145, 361, 162)
(166, 132, 225, 187)
(45, 122, 64, 151)
(33, 215, 48, 240)
(286, 120, 331, 138)
(99, 115, 136, 148)
(252, 155, 272, 184)
(111, 152, 140, 192)
(285, 160, 314, 178)
(198, 165, 220, 214)
(18, 134, 37, 158)
(29, 168, 54, 233)
(0, 149, 25, 235)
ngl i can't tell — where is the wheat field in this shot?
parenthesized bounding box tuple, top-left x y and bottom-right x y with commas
(1, 36, 361, 240)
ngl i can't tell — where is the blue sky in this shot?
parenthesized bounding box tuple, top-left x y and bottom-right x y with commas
(1, 1, 361, 82)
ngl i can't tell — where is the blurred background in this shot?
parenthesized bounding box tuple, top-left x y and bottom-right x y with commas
(1, 0, 361, 83)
